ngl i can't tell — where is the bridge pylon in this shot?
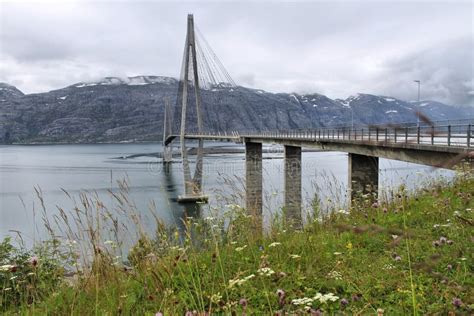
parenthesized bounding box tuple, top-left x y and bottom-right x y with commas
(176, 14, 207, 203)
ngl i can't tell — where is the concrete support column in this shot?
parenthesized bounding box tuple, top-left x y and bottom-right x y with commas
(348, 153, 379, 203)
(245, 142, 262, 222)
(163, 145, 172, 163)
(284, 145, 302, 228)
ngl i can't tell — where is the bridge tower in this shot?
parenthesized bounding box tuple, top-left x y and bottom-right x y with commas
(176, 14, 206, 202)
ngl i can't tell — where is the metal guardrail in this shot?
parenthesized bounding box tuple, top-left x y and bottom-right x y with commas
(185, 122, 473, 148)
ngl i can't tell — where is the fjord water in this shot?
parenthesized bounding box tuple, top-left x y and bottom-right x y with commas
(0, 143, 453, 244)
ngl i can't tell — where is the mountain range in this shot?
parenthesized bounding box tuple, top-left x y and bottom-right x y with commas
(1, 76, 473, 144)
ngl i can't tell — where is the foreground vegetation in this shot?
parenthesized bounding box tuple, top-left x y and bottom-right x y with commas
(1, 173, 473, 315)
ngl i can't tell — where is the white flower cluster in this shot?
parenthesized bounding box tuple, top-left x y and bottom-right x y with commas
(0, 264, 14, 272)
(235, 245, 247, 252)
(228, 274, 255, 288)
(257, 267, 275, 276)
(383, 264, 395, 270)
(291, 297, 314, 306)
(327, 270, 343, 280)
(210, 293, 222, 303)
(291, 293, 340, 306)
(314, 292, 340, 303)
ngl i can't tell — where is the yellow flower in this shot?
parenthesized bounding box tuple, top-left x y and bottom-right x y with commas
(346, 242, 353, 250)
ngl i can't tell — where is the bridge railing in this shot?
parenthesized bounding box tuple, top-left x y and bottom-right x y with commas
(239, 123, 472, 148)
(186, 121, 473, 148)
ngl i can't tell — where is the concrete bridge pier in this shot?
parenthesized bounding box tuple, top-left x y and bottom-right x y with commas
(163, 145, 172, 163)
(284, 145, 302, 228)
(348, 153, 379, 204)
(245, 142, 263, 226)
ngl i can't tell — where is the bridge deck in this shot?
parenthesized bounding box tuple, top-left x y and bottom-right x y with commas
(164, 123, 473, 169)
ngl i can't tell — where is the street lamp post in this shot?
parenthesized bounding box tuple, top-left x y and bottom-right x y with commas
(414, 80, 421, 127)
(351, 106, 354, 129)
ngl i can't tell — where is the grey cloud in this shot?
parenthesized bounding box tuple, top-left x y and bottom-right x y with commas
(0, 1, 472, 107)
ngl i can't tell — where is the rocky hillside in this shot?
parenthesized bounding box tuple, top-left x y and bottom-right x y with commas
(0, 76, 472, 144)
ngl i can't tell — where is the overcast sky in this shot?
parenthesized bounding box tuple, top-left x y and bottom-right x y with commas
(0, 0, 472, 105)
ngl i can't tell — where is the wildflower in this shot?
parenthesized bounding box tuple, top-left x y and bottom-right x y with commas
(269, 242, 281, 247)
(383, 264, 395, 270)
(432, 240, 440, 247)
(383, 207, 388, 213)
(276, 289, 286, 306)
(391, 234, 398, 239)
(327, 270, 342, 280)
(439, 236, 447, 244)
(289, 254, 301, 259)
(377, 308, 384, 315)
(210, 293, 222, 303)
(239, 298, 248, 310)
(314, 292, 339, 303)
(447, 240, 454, 245)
(372, 202, 378, 208)
(291, 297, 314, 305)
(155, 313, 163, 316)
(257, 267, 275, 276)
(394, 256, 402, 262)
(352, 293, 362, 302)
(341, 298, 349, 306)
(310, 309, 322, 316)
(29, 256, 38, 267)
(0, 264, 15, 272)
(447, 264, 453, 271)
(452, 298, 463, 308)
(278, 271, 287, 278)
(235, 245, 247, 252)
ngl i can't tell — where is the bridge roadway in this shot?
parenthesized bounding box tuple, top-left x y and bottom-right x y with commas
(165, 123, 473, 227)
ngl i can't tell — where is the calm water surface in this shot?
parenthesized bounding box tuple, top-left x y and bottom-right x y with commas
(0, 143, 453, 245)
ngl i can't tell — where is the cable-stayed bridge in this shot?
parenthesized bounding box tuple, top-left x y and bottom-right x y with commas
(163, 14, 474, 226)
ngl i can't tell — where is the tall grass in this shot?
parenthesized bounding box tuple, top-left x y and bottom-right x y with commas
(0, 170, 473, 314)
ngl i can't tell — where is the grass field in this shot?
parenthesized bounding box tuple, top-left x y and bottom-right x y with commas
(1, 172, 473, 315)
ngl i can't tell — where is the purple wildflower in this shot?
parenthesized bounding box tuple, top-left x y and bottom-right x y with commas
(439, 236, 447, 244)
(239, 298, 248, 309)
(447, 240, 454, 245)
(383, 207, 388, 213)
(352, 293, 362, 302)
(276, 289, 286, 306)
(447, 264, 453, 271)
(394, 256, 402, 261)
(372, 202, 378, 208)
(452, 298, 462, 308)
(185, 312, 193, 316)
(432, 240, 440, 247)
(29, 256, 38, 267)
(310, 309, 322, 316)
(155, 313, 163, 316)
(341, 298, 349, 306)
